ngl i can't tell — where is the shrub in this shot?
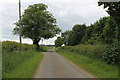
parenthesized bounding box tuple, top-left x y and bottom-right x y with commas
(61, 43, 119, 64)
(61, 44, 107, 60)
(103, 42, 119, 64)
(2, 41, 36, 53)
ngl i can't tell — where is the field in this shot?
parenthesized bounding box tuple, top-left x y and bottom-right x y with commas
(2, 41, 45, 78)
(56, 44, 118, 78)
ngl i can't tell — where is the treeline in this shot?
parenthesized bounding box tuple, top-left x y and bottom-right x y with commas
(55, 2, 120, 64)
(55, 16, 119, 64)
(56, 16, 117, 46)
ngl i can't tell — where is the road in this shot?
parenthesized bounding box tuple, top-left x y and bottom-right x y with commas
(33, 49, 95, 78)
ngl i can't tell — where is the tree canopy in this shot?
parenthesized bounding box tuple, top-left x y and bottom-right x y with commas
(98, 1, 119, 64)
(13, 3, 61, 49)
(61, 30, 71, 46)
(55, 37, 63, 47)
(98, 1, 120, 41)
(61, 24, 86, 46)
(55, 1, 119, 64)
(98, 2, 120, 22)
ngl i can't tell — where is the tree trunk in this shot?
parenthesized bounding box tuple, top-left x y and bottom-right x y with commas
(33, 38, 41, 50)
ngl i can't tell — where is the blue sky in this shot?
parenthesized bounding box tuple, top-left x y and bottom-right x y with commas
(0, 0, 108, 45)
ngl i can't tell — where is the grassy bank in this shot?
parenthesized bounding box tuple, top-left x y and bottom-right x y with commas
(56, 47, 118, 78)
(3, 50, 43, 78)
(2, 41, 44, 78)
(60, 44, 107, 60)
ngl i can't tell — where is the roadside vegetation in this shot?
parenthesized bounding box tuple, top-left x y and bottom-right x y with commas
(3, 3, 60, 78)
(55, 16, 119, 65)
(56, 45, 118, 78)
(55, 2, 119, 78)
(2, 41, 45, 78)
(2, 1, 120, 79)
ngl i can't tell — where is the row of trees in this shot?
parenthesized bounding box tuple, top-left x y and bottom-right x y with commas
(55, 2, 120, 64)
(55, 2, 120, 45)
(55, 16, 117, 46)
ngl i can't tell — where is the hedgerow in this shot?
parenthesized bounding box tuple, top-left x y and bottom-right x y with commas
(2, 41, 35, 53)
(61, 43, 120, 65)
(103, 42, 119, 64)
(61, 44, 107, 60)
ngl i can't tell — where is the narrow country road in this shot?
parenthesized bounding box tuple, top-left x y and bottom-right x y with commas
(33, 48, 95, 78)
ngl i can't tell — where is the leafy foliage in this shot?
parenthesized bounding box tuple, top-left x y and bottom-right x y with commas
(61, 44, 107, 60)
(61, 24, 86, 46)
(68, 24, 86, 46)
(61, 16, 117, 45)
(98, 2, 120, 64)
(13, 3, 61, 49)
(61, 30, 71, 46)
(55, 37, 63, 47)
(2, 41, 35, 53)
(103, 41, 119, 64)
(98, 2, 120, 23)
(56, 8, 119, 64)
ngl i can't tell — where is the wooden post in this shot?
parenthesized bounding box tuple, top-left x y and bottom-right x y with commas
(19, 0, 22, 51)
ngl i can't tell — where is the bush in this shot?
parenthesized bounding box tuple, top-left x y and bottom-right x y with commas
(61, 43, 119, 65)
(2, 41, 36, 53)
(103, 42, 119, 64)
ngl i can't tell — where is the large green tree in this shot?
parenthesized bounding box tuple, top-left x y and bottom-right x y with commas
(68, 24, 86, 46)
(13, 3, 61, 49)
(98, 1, 120, 22)
(98, 1, 120, 40)
(98, 1, 120, 64)
(82, 17, 116, 44)
(55, 37, 63, 47)
(61, 30, 71, 46)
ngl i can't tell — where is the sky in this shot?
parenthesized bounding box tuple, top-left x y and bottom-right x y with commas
(0, 0, 109, 45)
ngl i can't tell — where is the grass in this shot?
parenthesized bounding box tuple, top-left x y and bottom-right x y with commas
(3, 50, 43, 78)
(61, 44, 107, 59)
(56, 48, 118, 78)
(2, 41, 45, 78)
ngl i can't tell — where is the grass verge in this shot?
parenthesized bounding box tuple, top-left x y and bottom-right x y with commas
(2, 41, 46, 78)
(56, 48, 118, 78)
(3, 50, 43, 78)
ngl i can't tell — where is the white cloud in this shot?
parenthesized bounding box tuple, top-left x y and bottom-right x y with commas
(0, 0, 108, 45)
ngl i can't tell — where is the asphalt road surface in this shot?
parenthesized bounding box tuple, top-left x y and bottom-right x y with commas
(33, 49, 95, 78)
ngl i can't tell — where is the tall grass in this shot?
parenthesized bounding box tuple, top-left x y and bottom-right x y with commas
(3, 51, 43, 78)
(2, 51, 34, 77)
(56, 44, 118, 78)
(61, 44, 107, 60)
(2, 41, 44, 78)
